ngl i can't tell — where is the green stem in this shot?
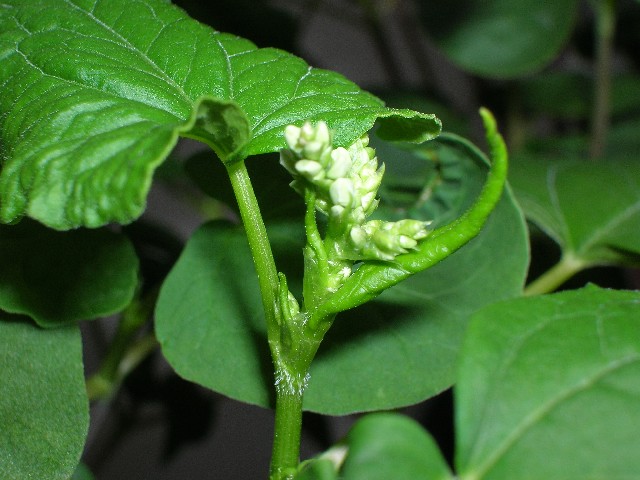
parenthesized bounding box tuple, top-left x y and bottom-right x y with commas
(226, 160, 280, 345)
(86, 293, 156, 400)
(523, 253, 587, 296)
(270, 387, 305, 480)
(226, 160, 308, 478)
(589, 0, 616, 160)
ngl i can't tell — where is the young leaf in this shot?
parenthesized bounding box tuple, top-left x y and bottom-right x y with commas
(0, 0, 439, 229)
(456, 285, 640, 479)
(339, 413, 453, 480)
(509, 158, 640, 267)
(418, 0, 579, 78)
(0, 221, 138, 327)
(0, 316, 88, 479)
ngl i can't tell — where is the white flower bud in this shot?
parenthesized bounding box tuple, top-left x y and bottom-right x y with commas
(301, 122, 315, 141)
(350, 226, 367, 248)
(398, 235, 417, 249)
(303, 140, 325, 161)
(330, 205, 345, 218)
(360, 192, 376, 211)
(314, 121, 331, 146)
(284, 125, 301, 151)
(295, 160, 323, 180)
(326, 147, 352, 179)
(330, 178, 355, 208)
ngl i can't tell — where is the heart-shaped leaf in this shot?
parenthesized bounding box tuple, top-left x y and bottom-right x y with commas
(418, 0, 579, 78)
(0, 221, 139, 327)
(456, 285, 640, 479)
(156, 131, 528, 414)
(0, 0, 439, 229)
(0, 316, 88, 479)
(509, 158, 640, 267)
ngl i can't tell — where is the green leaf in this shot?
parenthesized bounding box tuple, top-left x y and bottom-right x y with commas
(295, 459, 339, 480)
(340, 413, 452, 480)
(418, 0, 579, 78)
(155, 220, 275, 407)
(0, 316, 88, 479)
(456, 285, 640, 479)
(509, 158, 640, 266)
(0, 0, 440, 229)
(0, 221, 138, 327)
(156, 128, 528, 414)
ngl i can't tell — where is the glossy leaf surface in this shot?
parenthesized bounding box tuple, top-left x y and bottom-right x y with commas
(0, 317, 88, 479)
(0, 221, 138, 327)
(156, 132, 528, 414)
(0, 0, 440, 229)
(340, 413, 452, 480)
(509, 159, 640, 266)
(418, 0, 579, 78)
(456, 285, 640, 479)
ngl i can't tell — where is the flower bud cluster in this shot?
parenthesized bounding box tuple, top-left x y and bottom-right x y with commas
(280, 121, 430, 262)
(350, 219, 430, 261)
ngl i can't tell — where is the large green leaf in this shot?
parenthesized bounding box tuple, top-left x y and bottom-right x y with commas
(0, 316, 88, 479)
(339, 413, 452, 480)
(509, 158, 640, 266)
(418, 0, 579, 78)
(156, 133, 528, 414)
(0, 0, 439, 229)
(456, 285, 640, 479)
(155, 220, 274, 406)
(0, 221, 138, 327)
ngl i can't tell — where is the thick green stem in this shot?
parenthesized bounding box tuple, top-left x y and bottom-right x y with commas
(589, 0, 616, 160)
(226, 160, 309, 478)
(226, 160, 280, 344)
(270, 386, 305, 480)
(524, 253, 587, 296)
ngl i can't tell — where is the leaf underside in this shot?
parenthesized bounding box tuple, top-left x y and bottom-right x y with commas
(0, 0, 440, 230)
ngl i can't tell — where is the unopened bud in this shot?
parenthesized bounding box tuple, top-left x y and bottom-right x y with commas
(327, 148, 352, 179)
(330, 178, 355, 208)
(295, 160, 323, 180)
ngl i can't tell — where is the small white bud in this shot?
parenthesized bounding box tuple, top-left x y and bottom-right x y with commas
(360, 192, 376, 211)
(295, 160, 323, 180)
(330, 205, 345, 218)
(327, 148, 352, 179)
(301, 122, 315, 140)
(284, 125, 301, 150)
(315, 121, 331, 146)
(330, 178, 355, 208)
(350, 226, 367, 248)
(398, 235, 417, 249)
